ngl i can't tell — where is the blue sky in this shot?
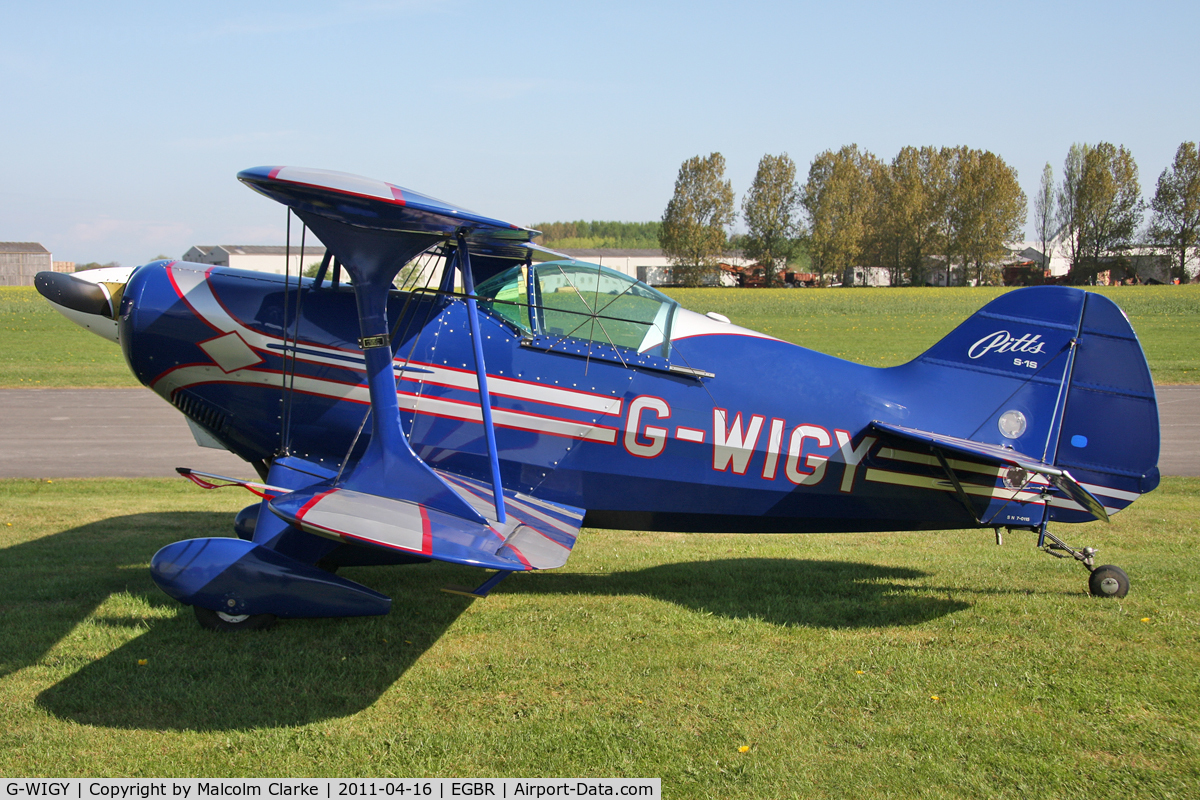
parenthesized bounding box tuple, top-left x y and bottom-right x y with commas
(3, 0, 1197, 266)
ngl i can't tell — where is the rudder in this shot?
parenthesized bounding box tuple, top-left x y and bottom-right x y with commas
(1051, 291, 1159, 520)
(911, 286, 1159, 521)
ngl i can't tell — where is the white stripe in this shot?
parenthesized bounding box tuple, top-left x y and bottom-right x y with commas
(878, 445, 1141, 502)
(441, 474, 583, 534)
(153, 365, 369, 403)
(302, 490, 428, 551)
(171, 265, 623, 419)
(1046, 496, 1122, 514)
(1080, 482, 1141, 502)
(153, 367, 618, 444)
(273, 167, 396, 202)
(864, 468, 1045, 503)
(408, 363, 623, 416)
(400, 393, 618, 444)
(877, 447, 1051, 485)
(498, 494, 583, 536)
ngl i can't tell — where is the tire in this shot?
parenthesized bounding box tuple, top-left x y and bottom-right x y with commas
(194, 605, 277, 631)
(1088, 565, 1130, 599)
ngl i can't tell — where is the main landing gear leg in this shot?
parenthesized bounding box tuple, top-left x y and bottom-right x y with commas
(1028, 521, 1129, 599)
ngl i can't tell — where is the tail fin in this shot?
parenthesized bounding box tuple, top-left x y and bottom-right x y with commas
(911, 286, 1159, 521)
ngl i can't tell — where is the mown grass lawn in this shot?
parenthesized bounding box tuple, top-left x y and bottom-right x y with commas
(666, 284, 1200, 384)
(4, 284, 1199, 387)
(1, 477, 1197, 796)
(0, 287, 136, 387)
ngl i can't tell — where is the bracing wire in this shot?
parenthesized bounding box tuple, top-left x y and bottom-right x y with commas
(278, 210, 293, 455)
(282, 223, 308, 454)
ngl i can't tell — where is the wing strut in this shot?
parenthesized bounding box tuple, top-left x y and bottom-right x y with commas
(457, 232, 507, 523)
(930, 448, 983, 524)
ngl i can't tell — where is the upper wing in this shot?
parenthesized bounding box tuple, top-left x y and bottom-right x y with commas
(236, 166, 568, 272)
(237, 166, 533, 242)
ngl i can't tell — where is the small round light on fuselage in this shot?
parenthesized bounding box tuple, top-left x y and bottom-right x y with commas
(998, 410, 1027, 439)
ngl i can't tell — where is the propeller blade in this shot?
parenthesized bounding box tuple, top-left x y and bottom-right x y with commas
(35, 271, 114, 318)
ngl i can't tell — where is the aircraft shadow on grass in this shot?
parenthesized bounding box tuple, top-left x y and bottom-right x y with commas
(15, 512, 971, 731)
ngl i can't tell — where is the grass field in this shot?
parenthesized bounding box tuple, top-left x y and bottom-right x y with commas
(666, 284, 1200, 385)
(3, 280, 1195, 792)
(0, 286, 135, 387)
(4, 284, 1199, 387)
(1, 477, 1197, 794)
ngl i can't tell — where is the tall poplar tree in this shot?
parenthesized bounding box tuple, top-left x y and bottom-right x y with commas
(1056, 144, 1086, 276)
(955, 150, 1027, 285)
(742, 153, 802, 287)
(1058, 142, 1143, 282)
(659, 153, 736, 286)
(1034, 162, 1057, 274)
(1149, 141, 1200, 282)
(801, 145, 878, 283)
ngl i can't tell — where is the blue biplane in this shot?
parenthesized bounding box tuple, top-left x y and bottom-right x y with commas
(35, 166, 1160, 630)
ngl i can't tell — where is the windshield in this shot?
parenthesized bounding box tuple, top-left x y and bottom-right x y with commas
(475, 263, 531, 332)
(476, 260, 678, 355)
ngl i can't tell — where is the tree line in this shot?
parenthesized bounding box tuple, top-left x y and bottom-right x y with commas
(655, 142, 1200, 287)
(1041, 142, 1200, 284)
(532, 220, 662, 250)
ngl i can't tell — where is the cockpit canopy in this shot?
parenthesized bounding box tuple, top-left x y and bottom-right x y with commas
(476, 260, 679, 357)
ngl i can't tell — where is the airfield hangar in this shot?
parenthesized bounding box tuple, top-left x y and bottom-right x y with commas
(183, 245, 329, 276)
(0, 242, 73, 286)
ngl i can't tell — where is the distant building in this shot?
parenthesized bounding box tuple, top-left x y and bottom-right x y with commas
(52, 261, 75, 273)
(558, 249, 673, 282)
(183, 245, 328, 276)
(178, 244, 759, 286)
(844, 266, 892, 287)
(0, 242, 52, 286)
(1014, 241, 1194, 285)
(555, 248, 746, 287)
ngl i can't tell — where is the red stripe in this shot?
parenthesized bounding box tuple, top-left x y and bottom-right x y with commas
(502, 540, 533, 569)
(296, 488, 339, 521)
(402, 359, 621, 406)
(271, 177, 402, 206)
(180, 471, 274, 499)
(443, 479, 508, 540)
(154, 366, 613, 443)
(397, 389, 619, 443)
(192, 268, 363, 358)
(165, 266, 224, 335)
(419, 505, 433, 553)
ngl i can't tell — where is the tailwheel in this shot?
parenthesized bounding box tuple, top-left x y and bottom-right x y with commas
(1031, 523, 1131, 599)
(194, 605, 277, 631)
(1088, 565, 1130, 599)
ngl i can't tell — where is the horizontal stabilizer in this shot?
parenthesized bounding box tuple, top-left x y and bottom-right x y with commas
(868, 421, 1109, 523)
(269, 473, 583, 572)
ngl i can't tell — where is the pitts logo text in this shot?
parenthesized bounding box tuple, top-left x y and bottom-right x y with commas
(968, 331, 1047, 359)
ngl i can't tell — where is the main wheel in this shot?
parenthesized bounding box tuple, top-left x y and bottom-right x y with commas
(194, 605, 277, 631)
(1088, 565, 1130, 599)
